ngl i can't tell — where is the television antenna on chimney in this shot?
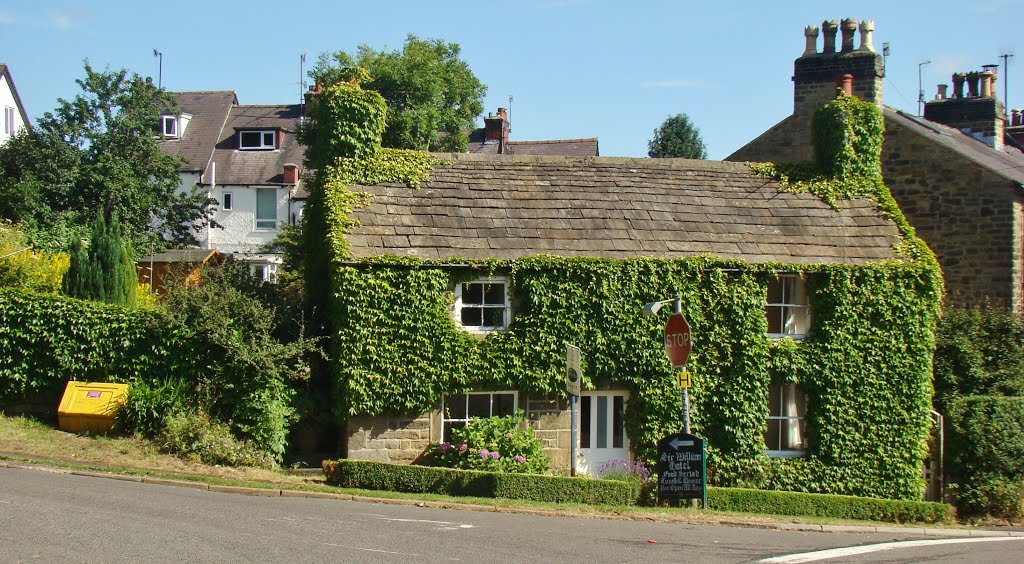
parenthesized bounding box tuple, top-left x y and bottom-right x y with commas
(507, 95, 513, 137)
(298, 53, 308, 113)
(882, 42, 891, 74)
(153, 49, 163, 90)
(1001, 51, 1014, 107)
(918, 59, 931, 116)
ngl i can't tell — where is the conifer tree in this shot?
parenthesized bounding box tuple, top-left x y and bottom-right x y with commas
(62, 208, 137, 307)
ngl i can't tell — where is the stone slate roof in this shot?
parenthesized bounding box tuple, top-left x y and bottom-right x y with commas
(345, 154, 901, 264)
(883, 108, 1024, 185)
(160, 91, 237, 173)
(0, 64, 30, 126)
(160, 92, 305, 186)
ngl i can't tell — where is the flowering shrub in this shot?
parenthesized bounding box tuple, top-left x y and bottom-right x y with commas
(596, 459, 651, 483)
(430, 411, 550, 474)
(160, 411, 275, 468)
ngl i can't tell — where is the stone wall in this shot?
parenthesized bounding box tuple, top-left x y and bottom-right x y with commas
(523, 394, 573, 473)
(343, 393, 578, 472)
(881, 120, 1020, 309)
(345, 413, 435, 464)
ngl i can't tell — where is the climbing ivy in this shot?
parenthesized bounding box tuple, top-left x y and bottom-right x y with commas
(329, 257, 942, 500)
(310, 87, 942, 500)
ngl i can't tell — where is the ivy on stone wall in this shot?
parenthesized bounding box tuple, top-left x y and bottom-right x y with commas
(328, 257, 942, 500)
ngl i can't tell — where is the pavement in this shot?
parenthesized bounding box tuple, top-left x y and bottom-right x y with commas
(2, 456, 1021, 538)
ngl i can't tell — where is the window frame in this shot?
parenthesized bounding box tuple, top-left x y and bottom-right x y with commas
(766, 274, 811, 340)
(250, 262, 278, 284)
(454, 275, 511, 332)
(161, 115, 178, 138)
(4, 106, 14, 135)
(254, 187, 278, 230)
(440, 391, 518, 443)
(765, 383, 807, 458)
(222, 192, 233, 211)
(238, 129, 277, 150)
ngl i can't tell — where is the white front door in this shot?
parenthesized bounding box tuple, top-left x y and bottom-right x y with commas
(577, 391, 630, 477)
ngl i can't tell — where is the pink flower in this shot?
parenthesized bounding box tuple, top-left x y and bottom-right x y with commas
(513, 455, 526, 463)
(458, 443, 468, 452)
(489, 452, 500, 460)
(479, 448, 490, 458)
(438, 442, 451, 453)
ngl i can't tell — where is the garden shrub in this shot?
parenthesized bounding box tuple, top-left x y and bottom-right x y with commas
(0, 221, 68, 293)
(945, 396, 1024, 519)
(323, 459, 639, 505)
(160, 410, 274, 468)
(115, 378, 192, 438)
(430, 411, 550, 474)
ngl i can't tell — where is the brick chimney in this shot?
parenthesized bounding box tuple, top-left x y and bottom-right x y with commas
(792, 19, 884, 116)
(283, 163, 300, 184)
(925, 67, 1006, 150)
(483, 108, 510, 153)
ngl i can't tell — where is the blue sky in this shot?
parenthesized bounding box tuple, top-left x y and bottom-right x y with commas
(1, 1, 1017, 159)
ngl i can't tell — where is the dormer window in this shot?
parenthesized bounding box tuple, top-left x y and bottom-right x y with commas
(239, 130, 276, 150)
(162, 115, 178, 138)
(160, 114, 190, 139)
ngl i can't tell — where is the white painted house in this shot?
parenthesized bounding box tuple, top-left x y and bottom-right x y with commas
(156, 92, 307, 281)
(0, 64, 30, 144)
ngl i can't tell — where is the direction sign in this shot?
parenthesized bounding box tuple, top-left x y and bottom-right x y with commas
(566, 344, 582, 397)
(664, 313, 692, 368)
(657, 432, 706, 506)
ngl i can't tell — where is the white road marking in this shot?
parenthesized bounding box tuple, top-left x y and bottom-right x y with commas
(376, 516, 475, 530)
(761, 536, 1024, 563)
(322, 542, 412, 555)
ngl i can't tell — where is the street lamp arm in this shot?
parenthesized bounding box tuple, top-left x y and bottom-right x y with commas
(643, 294, 683, 316)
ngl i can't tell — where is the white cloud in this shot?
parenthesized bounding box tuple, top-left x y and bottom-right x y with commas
(977, 0, 1023, 13)
(932, 55, 972, 77)
(532, 0, 588, 9)
(0, 12, 13, 25)
(639, 79, 700, 89)
(34, 6, 90, 30)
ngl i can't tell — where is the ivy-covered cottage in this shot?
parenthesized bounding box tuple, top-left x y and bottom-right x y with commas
(324, 144, 940, 501)
(297, 69, 940, 501)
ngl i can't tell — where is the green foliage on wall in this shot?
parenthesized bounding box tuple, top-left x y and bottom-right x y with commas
(329, 256, 942, 500)
(298, 76, 387, 166)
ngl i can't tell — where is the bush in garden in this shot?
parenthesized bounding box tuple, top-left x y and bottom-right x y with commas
(430, 411, 550, 474)
(159, 410, 274, 468)
(114, 378, 192, 438)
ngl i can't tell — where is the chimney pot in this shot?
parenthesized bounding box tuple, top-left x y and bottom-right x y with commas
(936, 84, 948, 100)
(1012, 109, 1022, 126)
(980, 70, 995, 97)
(840, 18, 857, 53)
(857, 20, 875, 52)
(952, 73, 966, 98)
(836, 73, 854, 97)
(966, 72, 981, 97)
(283, 163, 299, 184)
(803, 25, 820, 56)
(821, 20, 838, 54)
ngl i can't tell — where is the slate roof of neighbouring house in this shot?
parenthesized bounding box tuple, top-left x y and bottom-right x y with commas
(0, 64, 30, 126)
(160, 92, 306, 186)
(210, 104, 305, 185)
(467, 131, 600, 156)
(882, 108, 1024, 185)
(160, 91, 237, 173)
(344, 153, 902, 264)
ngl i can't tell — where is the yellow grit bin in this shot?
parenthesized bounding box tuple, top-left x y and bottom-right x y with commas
(57, 381, 129, 434)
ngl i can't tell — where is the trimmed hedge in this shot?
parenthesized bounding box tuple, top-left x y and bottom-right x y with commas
(708, 486, 952, 524)
(322, 459, 953, 524)
(322, 459, 639, 506)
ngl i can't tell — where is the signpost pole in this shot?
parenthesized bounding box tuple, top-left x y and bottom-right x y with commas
(570, 394, 577, 477)
(682, 382, 690, 435)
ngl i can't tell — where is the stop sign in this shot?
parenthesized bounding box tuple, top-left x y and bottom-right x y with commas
(664, 313, 691, 368)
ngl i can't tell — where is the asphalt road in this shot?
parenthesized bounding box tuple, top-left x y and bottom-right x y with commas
(2, 465, 1022, 563)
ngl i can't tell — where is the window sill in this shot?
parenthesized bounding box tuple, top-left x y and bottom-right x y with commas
(768, 334, 806, 341)
(765, 450, 806, 458)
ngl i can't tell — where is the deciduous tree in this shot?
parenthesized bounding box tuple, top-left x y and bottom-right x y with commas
(0, 62, 216, 250)
(312, 35, 486, 152)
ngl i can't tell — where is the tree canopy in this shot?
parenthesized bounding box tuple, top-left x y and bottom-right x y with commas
(647, 113, 708, 159)
(312, 35, 487, 153)
(0, 62, 216, 250)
